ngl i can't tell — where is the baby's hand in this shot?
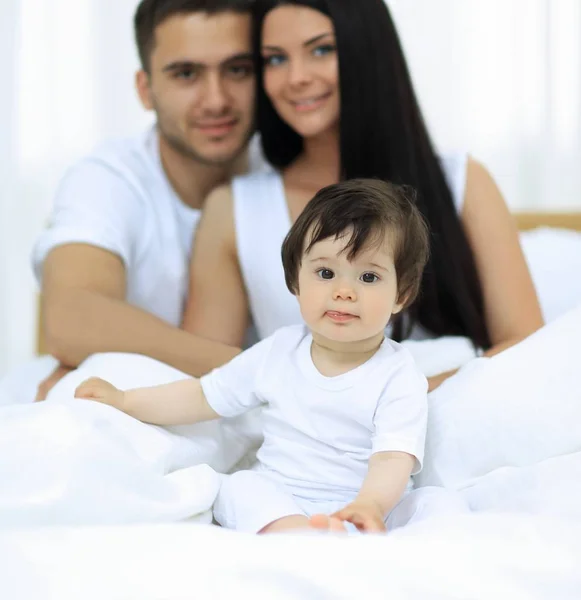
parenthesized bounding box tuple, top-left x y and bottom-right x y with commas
(74, 377, 125, 411)
(332, 499, 386, 533)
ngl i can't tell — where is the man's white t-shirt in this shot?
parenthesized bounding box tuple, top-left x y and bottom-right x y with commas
(201, 324, 428, 502)
(32, 126, 268, 327)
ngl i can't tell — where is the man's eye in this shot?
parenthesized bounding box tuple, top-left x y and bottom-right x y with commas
(228, 64, 254, 79)
(175, 69, 197, 80)
(317, 268, 334, 280)
(361, 272, 379, 284)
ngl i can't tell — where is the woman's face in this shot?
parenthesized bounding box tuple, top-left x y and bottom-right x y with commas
(261, 5, 340, 140)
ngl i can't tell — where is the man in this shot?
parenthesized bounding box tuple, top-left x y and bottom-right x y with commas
(34, 0, 263, 399)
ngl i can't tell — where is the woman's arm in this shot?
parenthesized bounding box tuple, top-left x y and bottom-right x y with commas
(428, 158, 544, 390)
(182, 185, 250, 348)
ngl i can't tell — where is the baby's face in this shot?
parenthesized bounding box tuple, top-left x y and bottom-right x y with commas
(296, 231, 404, 345)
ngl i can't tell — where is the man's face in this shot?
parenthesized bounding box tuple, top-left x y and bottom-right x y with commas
(137, 11, 255, 166)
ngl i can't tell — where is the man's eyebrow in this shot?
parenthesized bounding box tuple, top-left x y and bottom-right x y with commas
(221, 52, 254, 65)
(162, 53, 253, 73)
(263, 32, 333, 52)
(162, 60, 200, 73)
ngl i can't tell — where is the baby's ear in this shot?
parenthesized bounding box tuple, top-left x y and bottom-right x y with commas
(392, 302, 405, 315)
(392, 290, 409, 315)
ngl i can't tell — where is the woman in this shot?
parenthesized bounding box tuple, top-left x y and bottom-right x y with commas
(183, 0, 543, 390)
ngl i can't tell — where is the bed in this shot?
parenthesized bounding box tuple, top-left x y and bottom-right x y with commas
(1, 211, 581, 600)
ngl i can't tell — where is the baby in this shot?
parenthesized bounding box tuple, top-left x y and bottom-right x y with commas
(75, 178, 430, 534)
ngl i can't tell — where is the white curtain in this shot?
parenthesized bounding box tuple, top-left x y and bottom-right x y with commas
(1, 0, 581, 375)
(391, 0, 581, 210)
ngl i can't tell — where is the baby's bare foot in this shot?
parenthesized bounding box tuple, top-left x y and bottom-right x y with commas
(309, 514, 348, 533)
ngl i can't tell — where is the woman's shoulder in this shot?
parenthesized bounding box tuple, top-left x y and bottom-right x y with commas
(231, 169, 282, 194)
(438, 152, 499, 216)
(437, 150, 469, 214)
(203, 170, 281, 214)
(230, 170, 286, 219)
(203, 184, 235, 219)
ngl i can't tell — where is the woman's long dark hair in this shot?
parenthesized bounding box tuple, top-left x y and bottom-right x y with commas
(253, 0, 491, 348)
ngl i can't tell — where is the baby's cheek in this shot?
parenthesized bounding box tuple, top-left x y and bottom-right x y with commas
(369, 296, 394, 322)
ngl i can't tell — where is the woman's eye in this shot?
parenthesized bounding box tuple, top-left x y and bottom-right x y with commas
(263, 54, 286, 67)
(313, 44, 336, 58)
(317, 268, 334, 280)
(361, 273, 379, 284)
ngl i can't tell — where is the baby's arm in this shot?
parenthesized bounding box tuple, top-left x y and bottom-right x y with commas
(333, 451, 414, 532)
(74, 377, 219, 426)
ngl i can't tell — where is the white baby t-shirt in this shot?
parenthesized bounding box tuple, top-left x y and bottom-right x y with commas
(201, 324, 428, 502)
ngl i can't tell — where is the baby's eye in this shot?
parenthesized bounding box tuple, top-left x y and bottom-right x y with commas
(360, 272, 379, 284)
(316, 268, 334, 280)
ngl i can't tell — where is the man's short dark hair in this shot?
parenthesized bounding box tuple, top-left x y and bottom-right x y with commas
(281, 178, 430, 309)
(134, 0, 255, 72)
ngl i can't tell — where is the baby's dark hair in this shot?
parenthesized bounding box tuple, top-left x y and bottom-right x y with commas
(281, 178, 430, 309)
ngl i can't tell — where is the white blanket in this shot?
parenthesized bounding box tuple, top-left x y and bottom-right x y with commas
(1, 514, 580, 599)
(0, 353, 263, 528)
(1, 307, 580, 529)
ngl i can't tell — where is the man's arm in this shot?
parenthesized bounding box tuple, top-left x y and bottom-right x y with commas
(41, 243, 240, 376)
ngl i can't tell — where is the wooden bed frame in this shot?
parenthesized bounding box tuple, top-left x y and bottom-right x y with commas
(35, 212, 581, 355)
(514, 212, 581, 232)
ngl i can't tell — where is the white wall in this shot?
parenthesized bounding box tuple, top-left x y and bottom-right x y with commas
(1, 0, 581, 376)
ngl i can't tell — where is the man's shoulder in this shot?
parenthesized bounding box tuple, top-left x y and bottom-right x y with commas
(63, 126, 160, 193)
(84, 127, 156, 172)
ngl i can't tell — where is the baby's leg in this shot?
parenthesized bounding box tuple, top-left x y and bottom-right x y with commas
(214, 471, 350, 534)
(259, 514, 347, 533)
(308, 514, 349, 533)
(214, 470, 310, 533)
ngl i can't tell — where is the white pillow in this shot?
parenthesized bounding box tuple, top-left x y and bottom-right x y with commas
(416, 303, 581, 489)
(521, 227, 581, 322)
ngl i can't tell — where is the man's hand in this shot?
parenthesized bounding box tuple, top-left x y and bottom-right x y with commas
(74, 377, 126, 411)
(332, 499, 387, 533)
(35, 364, 75, 401)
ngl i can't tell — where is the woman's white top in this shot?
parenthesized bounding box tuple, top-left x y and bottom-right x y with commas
(233, 152, 468, 341)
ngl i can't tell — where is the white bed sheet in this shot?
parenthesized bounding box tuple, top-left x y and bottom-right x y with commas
(1, 513, 580, 600)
